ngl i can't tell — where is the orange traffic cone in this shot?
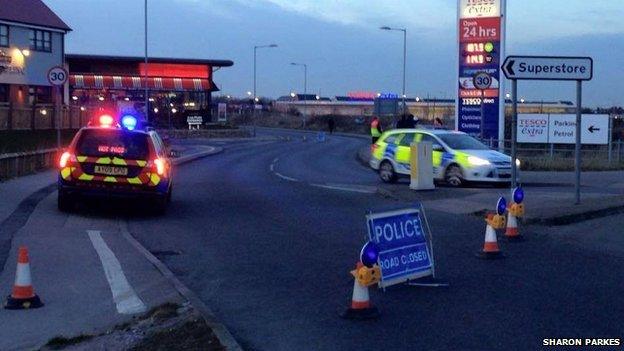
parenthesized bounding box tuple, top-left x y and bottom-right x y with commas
(340, 262, 379, 320)
(5, 246, 43, 309)
(477, 214, 504, 259)
(504, 212, 524, 241)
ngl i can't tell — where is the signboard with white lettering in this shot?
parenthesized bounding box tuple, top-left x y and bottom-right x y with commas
(517, 114, 608, 144)
(366, 208, 433, 288)
(502, 56, 593, 81)
(187, 116, 203, 125)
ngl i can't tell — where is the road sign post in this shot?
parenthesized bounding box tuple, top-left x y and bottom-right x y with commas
(502, 55, 593, 203)
(473, 72, 493, 140)
(575, 81, 582, 204)
(511, 79, 517, 189)
(47, 66, 68, 150)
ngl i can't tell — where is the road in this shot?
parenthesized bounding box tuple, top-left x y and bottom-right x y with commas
(133, 130, 624, 350)
(2, 129, 623, 350)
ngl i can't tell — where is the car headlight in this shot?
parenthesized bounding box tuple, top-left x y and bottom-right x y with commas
(515, 159, 521, 167)
(468, 156, 491, 166)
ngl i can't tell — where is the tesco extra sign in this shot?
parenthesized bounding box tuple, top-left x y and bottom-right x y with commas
(517, 114, 548, 143)
(459, 0, 500, 19)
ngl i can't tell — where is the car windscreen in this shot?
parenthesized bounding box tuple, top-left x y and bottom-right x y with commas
(75, 129, 150, 160)
(438, 133, 489, 150)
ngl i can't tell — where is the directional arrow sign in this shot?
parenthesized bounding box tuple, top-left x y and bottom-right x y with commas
(587, 125, 600, 133)
(502, 56, 593, 81)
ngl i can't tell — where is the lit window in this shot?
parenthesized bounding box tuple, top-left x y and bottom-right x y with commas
(0, 25, 8, 47)
(29, 29, 52, 52)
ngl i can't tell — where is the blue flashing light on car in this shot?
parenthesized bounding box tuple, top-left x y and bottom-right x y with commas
(121, 115, 138, 130)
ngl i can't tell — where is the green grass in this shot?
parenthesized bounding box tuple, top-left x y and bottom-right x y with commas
(0, 130, 78, 154)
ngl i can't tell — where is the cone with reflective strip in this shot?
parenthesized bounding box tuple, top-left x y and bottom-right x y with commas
(340, 262, 379, 320)
(504, 212, 524, 241)
(477, 217, 504, 259)
(5, 246, 43, 309)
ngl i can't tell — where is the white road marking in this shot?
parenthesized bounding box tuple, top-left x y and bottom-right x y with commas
(87, 230, 147, 314)
(274, 172, 299, 182)
(309, 183, 376, 194)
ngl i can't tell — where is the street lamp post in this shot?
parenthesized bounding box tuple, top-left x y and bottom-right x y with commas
(144, 0, 149, 124)
(253, 44, 277, 137)
(380, 26, 407, 116)
(290, 62, 307, 128)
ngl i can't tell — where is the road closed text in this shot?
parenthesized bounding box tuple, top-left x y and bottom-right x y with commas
(542, 338, 621, 347)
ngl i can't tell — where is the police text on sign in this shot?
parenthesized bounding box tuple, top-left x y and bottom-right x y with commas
(367, 208, 434, 288)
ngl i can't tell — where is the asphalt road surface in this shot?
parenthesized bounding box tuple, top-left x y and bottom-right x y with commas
(5, 129, 623, 350)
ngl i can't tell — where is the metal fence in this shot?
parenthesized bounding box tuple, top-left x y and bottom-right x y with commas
(476, 137, 624, 163)
(0, 148, 58, 180)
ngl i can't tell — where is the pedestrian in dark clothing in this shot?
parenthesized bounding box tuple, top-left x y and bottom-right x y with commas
(397, 114, 408, 129)
(434, 117, 443, 128)
(327, 117, 335, 134)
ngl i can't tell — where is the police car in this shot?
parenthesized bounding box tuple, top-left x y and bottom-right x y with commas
(369, 129, 520, 186)
(57, 113, 173, 213)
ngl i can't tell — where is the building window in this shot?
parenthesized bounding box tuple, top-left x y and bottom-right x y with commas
(0, 84, 9, 103)
(29, 30, 51, 52)
(28, 86, 52, 104)
(0, 25, 8, 47)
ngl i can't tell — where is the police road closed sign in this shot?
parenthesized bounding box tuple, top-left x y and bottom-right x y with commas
(47, 66, 68, 85)
(502, 56, 592, 81)
(367, 208, 433, 288)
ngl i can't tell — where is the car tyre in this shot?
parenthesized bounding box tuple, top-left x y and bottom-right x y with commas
(57, 191, 74, 212)
(379, 161, 398, 183)
(445, 164, 464, 187)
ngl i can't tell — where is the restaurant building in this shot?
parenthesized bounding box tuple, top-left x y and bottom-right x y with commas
(66, 55, 233, 127)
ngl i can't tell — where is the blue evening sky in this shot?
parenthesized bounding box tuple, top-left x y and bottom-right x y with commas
(44, 0, 623, 106)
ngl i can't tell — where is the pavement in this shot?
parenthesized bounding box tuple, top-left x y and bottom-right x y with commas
(1, 129, 623, 350)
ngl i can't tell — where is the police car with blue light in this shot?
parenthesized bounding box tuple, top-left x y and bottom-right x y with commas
(57, 113, 173, 214)
(369, 129, 520, 186)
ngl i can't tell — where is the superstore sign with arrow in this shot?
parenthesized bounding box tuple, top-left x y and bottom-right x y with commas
(456, 0, 503, 139)
(517, 114, 608, 144)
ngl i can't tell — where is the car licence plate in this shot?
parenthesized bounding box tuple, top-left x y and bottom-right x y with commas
(94, 165, 128, 176)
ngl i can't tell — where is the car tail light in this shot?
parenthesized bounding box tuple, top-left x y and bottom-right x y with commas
(153, 158, 166, 176)
(370, 143, 379, 154)
(59, 151, 75, 168)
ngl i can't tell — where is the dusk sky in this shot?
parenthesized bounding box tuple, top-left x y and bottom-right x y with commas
(44, 0, 623, 107)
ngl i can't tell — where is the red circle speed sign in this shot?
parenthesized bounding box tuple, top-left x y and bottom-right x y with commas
(47, 66, 68, 86)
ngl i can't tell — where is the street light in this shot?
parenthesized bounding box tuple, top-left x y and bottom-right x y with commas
(380, 25, 407, 115)
(290, 62, 308, 128)
(252, 44, 277, 137)
(254, 44, 278, 102)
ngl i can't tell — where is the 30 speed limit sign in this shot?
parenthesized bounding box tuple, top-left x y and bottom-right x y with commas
(472, 72, 492, 90)
(47, 66, 68, 86)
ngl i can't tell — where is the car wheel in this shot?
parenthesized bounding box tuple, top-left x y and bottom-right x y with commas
(57, 191, 74, 212)
(445, 164, 463, 187)
(379, 161, 397, 183)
